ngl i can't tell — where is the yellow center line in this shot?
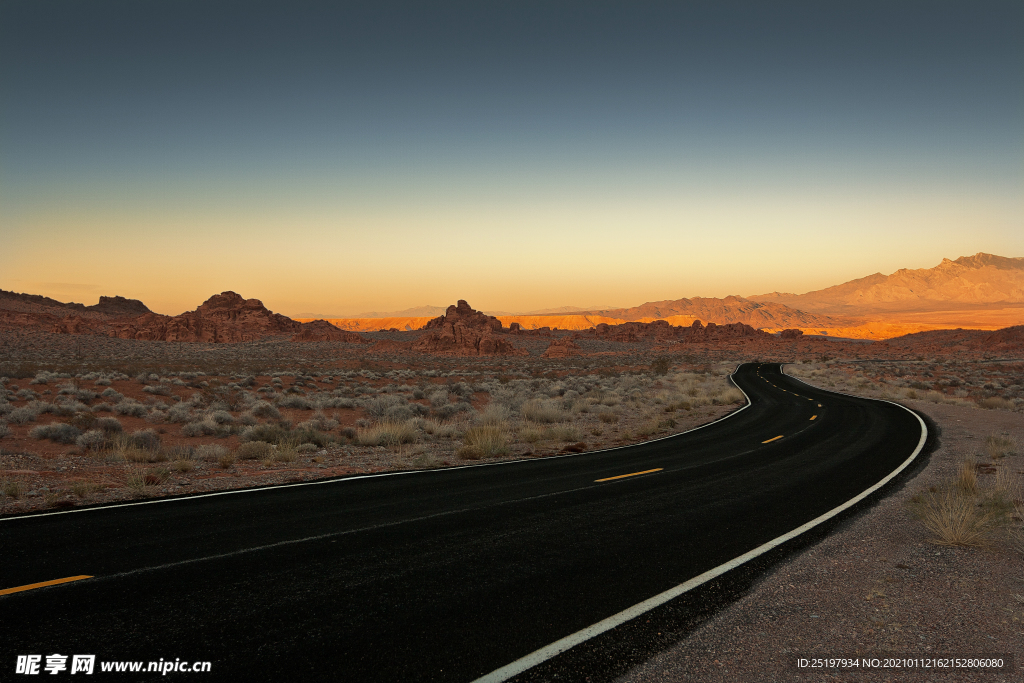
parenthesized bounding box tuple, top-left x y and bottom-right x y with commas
(0, 575, 92, 597)
(810, 415, 817, 420)
(818, 403, 822, 407)
(595, 468, 663, 482)
(762, 435, 784, 443)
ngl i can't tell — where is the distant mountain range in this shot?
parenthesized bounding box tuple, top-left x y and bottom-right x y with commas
(3, 253, 1022, 340)
(749, 253, 1024, 316)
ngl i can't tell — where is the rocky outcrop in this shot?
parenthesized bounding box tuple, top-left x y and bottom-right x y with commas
(87, 295, 151, 317)
(780, 328, 804, 340)
(291, 319, 369, 343)
(414, 300, 526, 356)
(581, 319, 771, 344)
(422, 300, 504, 332)
(107, 292, 301, 343)
(541, 337, 581, 358)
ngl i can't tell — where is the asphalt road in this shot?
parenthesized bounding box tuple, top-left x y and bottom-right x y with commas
(0, 363, 927, 682)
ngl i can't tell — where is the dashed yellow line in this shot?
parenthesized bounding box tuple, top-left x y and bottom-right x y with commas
(0, 575, 92, 597)
(810, 415, 817, 420)
(595, 468, 664, 483)
(762, 435, 784, 444)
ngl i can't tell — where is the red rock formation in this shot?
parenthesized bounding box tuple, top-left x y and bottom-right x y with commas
(422, 300, 504, 332)
(108, 292, 301, 343)
(541, 337, 581, 358)
(414, 300, 526, 356)
(50, 315, 101, 335)
(291, 319, 369, 343)
(780, 328, 804, 340)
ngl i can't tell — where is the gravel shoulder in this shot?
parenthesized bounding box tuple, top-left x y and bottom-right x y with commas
(617, 396, 1024, 682)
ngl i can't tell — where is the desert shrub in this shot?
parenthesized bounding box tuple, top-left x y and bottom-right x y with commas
(240, 423, 289, 444)
(428, 390, 450, 408)
(237, 411, 258, 426)
(166, 403, 194, 423)
(296, 443, 318, 454)
(8, 405, 40, 424)
(181, 417, 230, 438)
(94, 416, 123, 433)
(297, 413, 338, 432)
(979, 396, 1014, 411)
(650, 357, 672, 376)
(207, 409, 234, 425)
(521, 399, 567, 423)
(142, 384, 172, 396)
(29, 422, 82, 444)
(127, 428, 161, 451)
(0, 401, 11, 417)
(597, 410, 619, 423)
(277, 395, 314, 410)
(91, 402, 114, 413)
(196, 443, 229, 462)
(114, 400, 149, 418)
(237, 441, 273, 460)
(249, 400, 281, 419)
(0, 420, 8, 439)
(76, 429, 106, 450)
(459, 425, 509, 459)
(289, 428, 334, 447)
(356, 420, 418, 446)
(366, 395, 415, 421)
(2, 478, 24, 498)
(100, 388, 124, 401)
(218, 452, 236, 469)
(181, 421, 205, 437)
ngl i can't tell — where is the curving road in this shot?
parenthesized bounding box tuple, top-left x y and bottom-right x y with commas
(0, 363, 927, 682)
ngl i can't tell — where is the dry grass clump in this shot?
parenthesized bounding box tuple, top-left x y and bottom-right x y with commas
(985, 434, 1016, 460)
(356, 419, 418, 446)
(0, 420, 9, 439)
(955, 457, 978, 495)
(2, 478, 24, 499)
(979, 396, 1015, 411)
(597, 410, 619, 423)
(521, 399, 568, 423)
(458, 425, 510, 460)
(70, 480, 105, 498)
(196, 443, 229, 462)
(910, 456, 1021, 547)
(910, 487, 1000, 547)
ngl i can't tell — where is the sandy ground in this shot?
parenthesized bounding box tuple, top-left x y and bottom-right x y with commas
(617, 398, 1024, 683)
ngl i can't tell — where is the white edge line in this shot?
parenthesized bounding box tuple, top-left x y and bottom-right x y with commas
(1, 366, 753, 523)
(470, 362, 927, 683)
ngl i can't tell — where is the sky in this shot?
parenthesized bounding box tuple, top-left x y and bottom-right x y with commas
(2, 1, 1022, 317)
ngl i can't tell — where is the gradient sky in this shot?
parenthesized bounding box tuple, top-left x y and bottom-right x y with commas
(2, 1, 1022, 316)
